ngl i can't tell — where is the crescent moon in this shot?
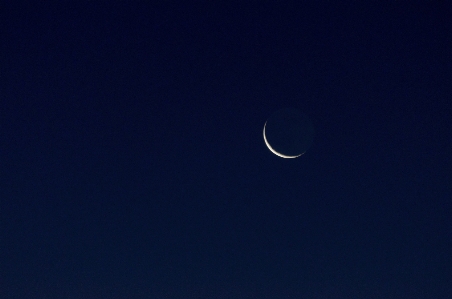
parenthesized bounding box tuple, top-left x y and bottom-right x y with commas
(263, 121, 303, 158)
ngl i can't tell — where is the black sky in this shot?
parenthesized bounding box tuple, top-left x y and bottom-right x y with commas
(1, 2, 451, 298)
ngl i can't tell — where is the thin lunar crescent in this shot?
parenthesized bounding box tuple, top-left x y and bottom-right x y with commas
(263, 121, 303, 158)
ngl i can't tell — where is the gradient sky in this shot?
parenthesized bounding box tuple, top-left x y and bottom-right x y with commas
(1, 2, 451, 298)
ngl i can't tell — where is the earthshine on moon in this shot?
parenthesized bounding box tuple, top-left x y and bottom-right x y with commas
(263, 108, 314, 158)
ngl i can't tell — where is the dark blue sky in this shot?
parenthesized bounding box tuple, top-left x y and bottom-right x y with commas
(1, 2, 451, 298)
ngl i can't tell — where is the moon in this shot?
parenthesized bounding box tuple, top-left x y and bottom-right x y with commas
(263, 108, 314, 158)
(263, 122, 301, 158)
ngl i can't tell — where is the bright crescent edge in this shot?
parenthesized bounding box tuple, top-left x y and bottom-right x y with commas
(263, 121, 303, 159)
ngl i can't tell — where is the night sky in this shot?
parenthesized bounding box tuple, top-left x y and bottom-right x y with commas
(1, 2, 451, 298)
